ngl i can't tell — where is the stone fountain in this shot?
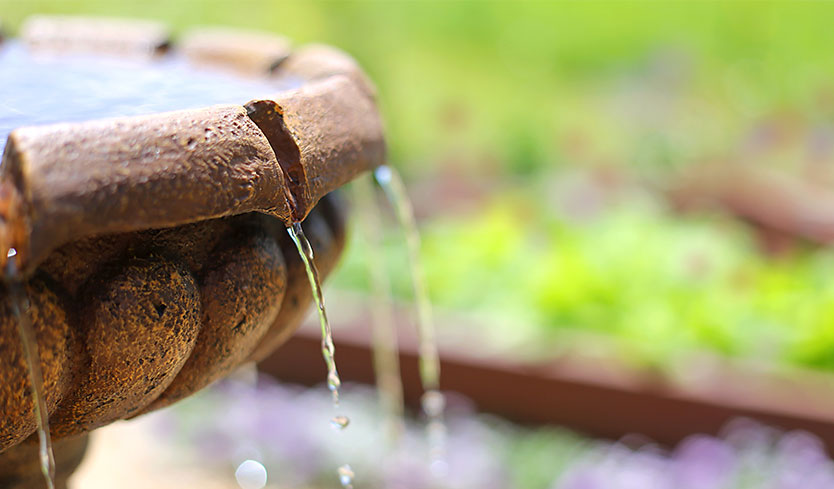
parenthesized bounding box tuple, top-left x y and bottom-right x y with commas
(0, 16, 384, 488)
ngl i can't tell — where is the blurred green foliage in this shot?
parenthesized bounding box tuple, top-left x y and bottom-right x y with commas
(335, 183, 834, 371)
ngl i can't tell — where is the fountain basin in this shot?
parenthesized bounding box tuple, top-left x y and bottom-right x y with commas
(0, 16, 384, 486)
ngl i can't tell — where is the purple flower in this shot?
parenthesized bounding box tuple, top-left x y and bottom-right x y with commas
(671, 435, 735, 489)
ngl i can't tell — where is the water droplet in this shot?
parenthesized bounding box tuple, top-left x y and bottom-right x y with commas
(373, 164, 392, 184)
(330, 415, 350, 430)
(7, 248, 17, 258)
(328, 370, 342, 392)
(234, 459, 268, 489)
(421, 390, 445, 418)
(337, 464, 355, 488)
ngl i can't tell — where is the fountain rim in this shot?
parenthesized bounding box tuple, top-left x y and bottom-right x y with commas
(0, 15, 386, 275)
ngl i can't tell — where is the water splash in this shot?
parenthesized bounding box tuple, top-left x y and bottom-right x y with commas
(330, 415, 350, 431)
(374, 164, 446, 464)
(6, 251, 56, 489)
(287, 222, 342, 405)
(338, 464, 355, 489)
(352, 174, 405, 443)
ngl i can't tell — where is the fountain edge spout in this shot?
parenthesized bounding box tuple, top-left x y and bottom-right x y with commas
(0, 36, 384, 275)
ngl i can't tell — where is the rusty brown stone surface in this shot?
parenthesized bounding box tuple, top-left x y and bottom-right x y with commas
(246, 75, 385, 221)
(0, 433, 88, 489)
(275, 43, 377, 98)
(49, 256, 203, 437)
(21, 16, 170, 57)
(37, 233, 135, 298)
(181, 27, 291, 75)
(0, 193, 345, 449)
(148, 217, 287, 410)
(0, 278, 78, 452)
(2, 105, 293, 273)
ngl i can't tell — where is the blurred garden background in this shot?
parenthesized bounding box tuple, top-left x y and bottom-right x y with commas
(7, 1, 834, 487)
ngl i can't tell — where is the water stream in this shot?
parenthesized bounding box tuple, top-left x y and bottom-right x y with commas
(373, 165, 446, 467)
(286, 222, 353, 486)
(352, 174, 405, 444)
(287, 223, 344, 407)
(6, 253, 57, 489)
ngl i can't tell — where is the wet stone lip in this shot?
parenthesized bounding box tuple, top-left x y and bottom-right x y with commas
(0, 17, 384, 275)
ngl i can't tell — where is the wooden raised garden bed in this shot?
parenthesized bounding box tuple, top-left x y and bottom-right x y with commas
(260, 302, 834, 453)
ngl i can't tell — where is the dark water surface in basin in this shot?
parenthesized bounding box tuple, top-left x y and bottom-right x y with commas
(0, 41, 297, 155)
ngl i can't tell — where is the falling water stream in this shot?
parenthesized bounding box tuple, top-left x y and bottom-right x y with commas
(352, 174, 406, 444)
(6, 253, 57, 489)
(373, 165, 447, 467)
(287, 222, 344, 406)
(287, 163, 445, 487)
(286, 222, 353, 487)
